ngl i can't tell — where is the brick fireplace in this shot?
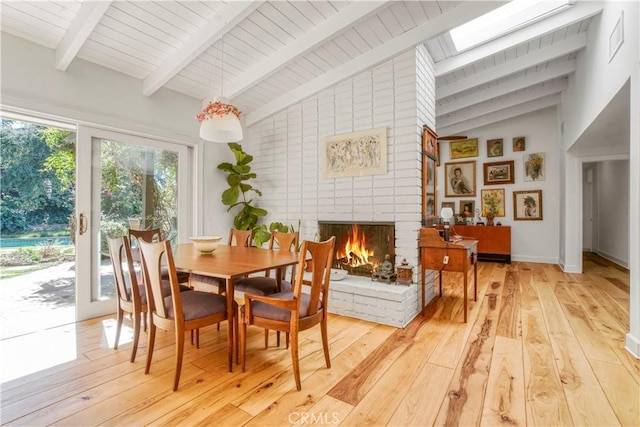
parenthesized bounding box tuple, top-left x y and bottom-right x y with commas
(318, 220, 420, 327)
(318, 221, 395, 278)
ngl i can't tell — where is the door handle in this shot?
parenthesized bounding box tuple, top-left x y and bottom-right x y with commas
(79, 213, 88, 235)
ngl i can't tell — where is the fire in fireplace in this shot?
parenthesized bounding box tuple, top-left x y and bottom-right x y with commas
(318, 221, 395, 278)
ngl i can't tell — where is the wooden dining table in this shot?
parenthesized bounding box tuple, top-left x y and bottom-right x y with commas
(173, 243, 301, 371)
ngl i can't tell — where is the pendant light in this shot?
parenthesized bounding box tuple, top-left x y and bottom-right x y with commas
(196, 38, 243, 143)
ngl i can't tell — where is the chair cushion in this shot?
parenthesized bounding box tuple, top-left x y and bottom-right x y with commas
(247, 292, 320, 322)
(161, 267, 190, 284)
(234, 277, 292, 296)
(164, 291, 230, 321)
(190, 273, 225, 288)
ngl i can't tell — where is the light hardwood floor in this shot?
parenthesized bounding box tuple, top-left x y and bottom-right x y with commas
(1, 254, 638, 426)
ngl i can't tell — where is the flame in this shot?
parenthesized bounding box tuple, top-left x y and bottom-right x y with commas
(335, 224, 375, 268)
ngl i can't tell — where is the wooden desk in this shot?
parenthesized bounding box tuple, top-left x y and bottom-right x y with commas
(173, 244, 300, 371)
(419, 228, 478, 322)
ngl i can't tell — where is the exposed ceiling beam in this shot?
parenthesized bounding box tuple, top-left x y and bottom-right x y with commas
(437, 78, 568, 129)
(55, 1, 111, 71)
(435, 1, 602, 76)
(245, 1, 507, 127)
(143, 1, 263, 97)
(225, 1, 389, 100)
(438, 32, 586, 99)
(437, 94, 561, 137)
(437, 59, 576, 116)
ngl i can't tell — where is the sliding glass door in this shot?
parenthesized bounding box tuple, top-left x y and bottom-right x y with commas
(75, 126, 191, 320)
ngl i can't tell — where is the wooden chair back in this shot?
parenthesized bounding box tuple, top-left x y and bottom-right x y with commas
(267, 231, 299, 280)
(293, 237, 335, 317)
(128, 228, 161, 262)
(107, 235, 145, 362)
(228, 228, 252, 247)
(138, 238, 182, 324)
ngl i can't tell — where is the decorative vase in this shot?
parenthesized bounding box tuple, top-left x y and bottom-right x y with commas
(486, 212, 495, 226)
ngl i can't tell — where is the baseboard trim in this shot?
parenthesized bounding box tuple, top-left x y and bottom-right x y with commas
(596, 251, 629, 269)
(625, 333, 640, 359)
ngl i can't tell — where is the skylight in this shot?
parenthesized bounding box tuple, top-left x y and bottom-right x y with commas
(450, 0, 573, 53)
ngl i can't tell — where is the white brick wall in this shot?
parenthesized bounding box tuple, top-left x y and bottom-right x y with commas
(245, 47, 437, 326)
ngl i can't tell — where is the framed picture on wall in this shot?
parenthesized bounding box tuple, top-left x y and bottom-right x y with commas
(422, 155, 437, 225)
(483, 160, 515, 185)
(423, 125, 438, 161)
(441, 201, 456, 214)
(513, 190, 543, 220)
(487, 139, 503, 157)
(449, 138, 479, 159)
(481, 188, 506, 217)
(524, 153, 545, 181)
(445, 161, 476, 197)
(459, 200, 475, 219)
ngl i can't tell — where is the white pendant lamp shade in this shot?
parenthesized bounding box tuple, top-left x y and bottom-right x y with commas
(196, 98, 243, 143)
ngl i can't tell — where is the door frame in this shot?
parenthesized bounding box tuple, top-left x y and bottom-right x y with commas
(75, 125, 194, 321)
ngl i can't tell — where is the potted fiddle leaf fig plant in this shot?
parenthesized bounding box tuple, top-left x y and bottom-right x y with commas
(217, 143, 267, 231)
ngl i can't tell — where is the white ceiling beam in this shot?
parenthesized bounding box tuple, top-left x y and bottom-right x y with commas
(437, 78, 568, 128)
(225, 1, 389, 100)
(436, 1, 602, 76)
(143, 1, 263, 97)
(438, 94, 561, 137)
(245, 1, 507, 127)
(437, 59, 575, 116)
(438, 32, 586, 99)
(55, 1, 111, 71)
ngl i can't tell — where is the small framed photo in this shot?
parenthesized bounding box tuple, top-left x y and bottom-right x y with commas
(513, 137, 526, 152)
(423, 125, 438, 161)
(481, 188, 506, 217)
(425, 193, 436, 217)
(445, 161, 476, 197)
(483, 160, 515, 185)
(487, 139, 503, 157)
(524, 153, 545, 181)
(441, 201, 456, 213)
(459, 200, 475, 219)
(450, 138, 479, 159)
(513, 190, 543, 220)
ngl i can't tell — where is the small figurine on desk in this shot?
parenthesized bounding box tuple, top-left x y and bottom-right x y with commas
(475, 208, 484, 225)
(372, 254, 397, 284)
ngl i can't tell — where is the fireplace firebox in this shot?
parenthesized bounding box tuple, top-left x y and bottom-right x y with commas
(318, 221, 395, 278)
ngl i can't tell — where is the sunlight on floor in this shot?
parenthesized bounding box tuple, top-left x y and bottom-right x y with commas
(0, 318, 133, 384)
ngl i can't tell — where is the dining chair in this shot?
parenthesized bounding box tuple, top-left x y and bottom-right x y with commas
(234, 231, 299, 347)
(138, 238, 237, 391)
(128, 228, 191, 287)
(107, 235, 146, 363)
(239, 236, 336, 391)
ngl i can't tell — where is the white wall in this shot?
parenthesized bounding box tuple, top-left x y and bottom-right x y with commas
(558, 1, 639, 357)
(437, 107, 561, 263)
(244, 47, 434, 289)
(595, 160, 629, 266)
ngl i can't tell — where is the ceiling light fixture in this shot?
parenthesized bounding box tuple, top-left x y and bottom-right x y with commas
(196, 38, 243, 143)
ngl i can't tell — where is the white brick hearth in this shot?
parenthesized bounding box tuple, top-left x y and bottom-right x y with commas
(327, 275, 421, 328)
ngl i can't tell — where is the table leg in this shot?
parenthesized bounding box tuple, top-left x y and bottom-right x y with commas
(439, 271, 443, 297)
(463, 269, 468, 323)
(226, 278, 234, 372)
(473, 260, 478, 301)
(421, 255, 425, 314)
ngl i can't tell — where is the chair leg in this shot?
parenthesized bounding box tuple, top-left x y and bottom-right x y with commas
(291, 329, 301, 391)
(264, 329, 270, 348)
(286, 332, 290, 349)
(145, 323, 156, 375)
(240, 317, 247, 372)
(173, 329, 185, 391)
(321, 316, 331, 369)
(131, 311, 141, 363)
(114, 307, 124, 350)
(234, 310, 239, 364)
(196, 329, 200, 349)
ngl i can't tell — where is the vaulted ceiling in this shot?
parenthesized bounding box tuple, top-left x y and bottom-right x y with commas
(1, 1, 602, 135)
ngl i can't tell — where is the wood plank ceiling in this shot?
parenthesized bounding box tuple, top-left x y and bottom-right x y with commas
(0, 1, 602, 136)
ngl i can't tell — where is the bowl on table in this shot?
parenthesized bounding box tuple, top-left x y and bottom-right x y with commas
(189, 236, 223, 254)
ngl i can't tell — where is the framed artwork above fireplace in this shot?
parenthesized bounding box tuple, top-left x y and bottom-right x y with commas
(322, 128, 387, 178)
